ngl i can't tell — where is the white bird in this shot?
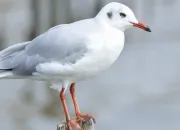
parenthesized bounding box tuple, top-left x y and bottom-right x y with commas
(0, 2, 151, 130)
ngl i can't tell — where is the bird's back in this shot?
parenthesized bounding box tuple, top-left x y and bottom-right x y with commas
(0, 18, 101, 78)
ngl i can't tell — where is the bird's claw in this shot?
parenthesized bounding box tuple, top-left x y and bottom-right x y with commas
(76, 113, 96, 123)
(67, 120, 82, 130)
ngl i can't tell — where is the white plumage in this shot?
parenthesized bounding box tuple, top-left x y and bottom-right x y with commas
(0, 2, 150, 91)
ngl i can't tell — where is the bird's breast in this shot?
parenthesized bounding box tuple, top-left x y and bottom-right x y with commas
(72, 30, 125, 79)
(92, 30, 125, 69)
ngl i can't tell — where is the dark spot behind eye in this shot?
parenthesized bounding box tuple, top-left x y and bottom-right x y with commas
(107, 12, 112, 19)
(120, 12, 126, 18)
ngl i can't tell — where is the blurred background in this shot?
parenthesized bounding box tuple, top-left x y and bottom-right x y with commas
(0, 0, 179, 130)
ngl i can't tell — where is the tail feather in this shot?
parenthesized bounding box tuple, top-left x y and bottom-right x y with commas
(0, 71, 14, 79)
(0, 42, 29, 59)
(0, 41, 30, 70)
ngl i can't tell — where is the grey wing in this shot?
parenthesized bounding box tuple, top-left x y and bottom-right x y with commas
(0, 41, 30, 69)
(12, 25, 88, 75)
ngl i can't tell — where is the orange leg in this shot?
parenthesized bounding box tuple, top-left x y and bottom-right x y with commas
(70, 83, 96, 123)
(70, 83, 81, 116)
(60, 88, 81, 130)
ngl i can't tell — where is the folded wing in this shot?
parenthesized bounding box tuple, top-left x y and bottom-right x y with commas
(0, 24, 88, 76)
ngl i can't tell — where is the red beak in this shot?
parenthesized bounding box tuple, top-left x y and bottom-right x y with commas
(130, 22, 151, 32)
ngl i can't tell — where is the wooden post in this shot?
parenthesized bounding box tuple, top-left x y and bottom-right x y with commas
(57, 119, 95, 130)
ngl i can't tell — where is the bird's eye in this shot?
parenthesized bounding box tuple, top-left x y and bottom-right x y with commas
(119, 12, 126, 18)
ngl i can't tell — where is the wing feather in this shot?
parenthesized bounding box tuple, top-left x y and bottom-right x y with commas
(12, 24, 88, 75)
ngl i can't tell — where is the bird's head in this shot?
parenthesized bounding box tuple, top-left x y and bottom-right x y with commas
(96, 2, 151, 32)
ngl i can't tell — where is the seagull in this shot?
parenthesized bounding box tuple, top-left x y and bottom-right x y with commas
(0, 2, 151, 130)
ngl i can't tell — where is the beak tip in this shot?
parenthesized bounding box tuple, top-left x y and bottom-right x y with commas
(145, 26, 152, 32)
